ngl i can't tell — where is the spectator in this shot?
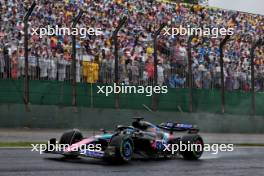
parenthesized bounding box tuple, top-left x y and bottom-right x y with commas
(157, 62, 164, 86)
(48, 53, 58, 80)
(11, 51, 18, 79)
(0, 0, 262, 92)
(58, 54, 67, 81)
(39, 52, 49, 80)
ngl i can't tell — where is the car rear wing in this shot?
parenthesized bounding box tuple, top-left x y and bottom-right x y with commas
(157, 122, 199, 133)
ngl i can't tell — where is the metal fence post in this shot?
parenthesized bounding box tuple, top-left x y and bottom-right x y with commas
(112, 16, 127, 109)
(71, 10, 83, 106)
(23, 1, 36, 105)
(187, 35, 194, 112)
(187, 35, 205, 112)
(250, 38, 264, 116)
(219, 35, 230, 113)
(152, 23, 166, 111)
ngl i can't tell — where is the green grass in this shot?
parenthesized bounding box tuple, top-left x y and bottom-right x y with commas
(0, 141, 45, 147)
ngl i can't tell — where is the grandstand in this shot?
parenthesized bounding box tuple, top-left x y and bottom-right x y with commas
(0, 0, 263, 114)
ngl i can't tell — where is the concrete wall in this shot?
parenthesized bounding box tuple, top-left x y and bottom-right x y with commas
(0, 104, 263, 133)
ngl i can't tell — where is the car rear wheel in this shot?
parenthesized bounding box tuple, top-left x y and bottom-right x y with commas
(180, 134, 204, 160)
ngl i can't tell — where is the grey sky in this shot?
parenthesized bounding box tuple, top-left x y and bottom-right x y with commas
(208, 0, 264, 15)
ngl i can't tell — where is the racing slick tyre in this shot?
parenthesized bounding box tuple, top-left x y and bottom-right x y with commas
(106, 135, 134, 163)
(59, 129, 83, 159)
(180, 134, 204, 160)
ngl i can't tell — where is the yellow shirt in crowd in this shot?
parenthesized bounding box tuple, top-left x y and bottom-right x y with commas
(83, 61, 99, 83)
(115, 0, 123, 5)
(147, 46, 154, 55)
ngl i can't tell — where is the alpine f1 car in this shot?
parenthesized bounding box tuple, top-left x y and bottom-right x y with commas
(44, 118, 204, 162)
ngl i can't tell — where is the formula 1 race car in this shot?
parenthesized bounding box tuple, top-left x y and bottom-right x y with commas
(44, 118, 204, 162)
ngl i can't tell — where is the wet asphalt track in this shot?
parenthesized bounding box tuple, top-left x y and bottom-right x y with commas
(0, 147, 264, 176)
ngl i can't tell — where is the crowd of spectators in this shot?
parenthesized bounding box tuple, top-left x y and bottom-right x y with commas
(0, 0, 263, 91)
